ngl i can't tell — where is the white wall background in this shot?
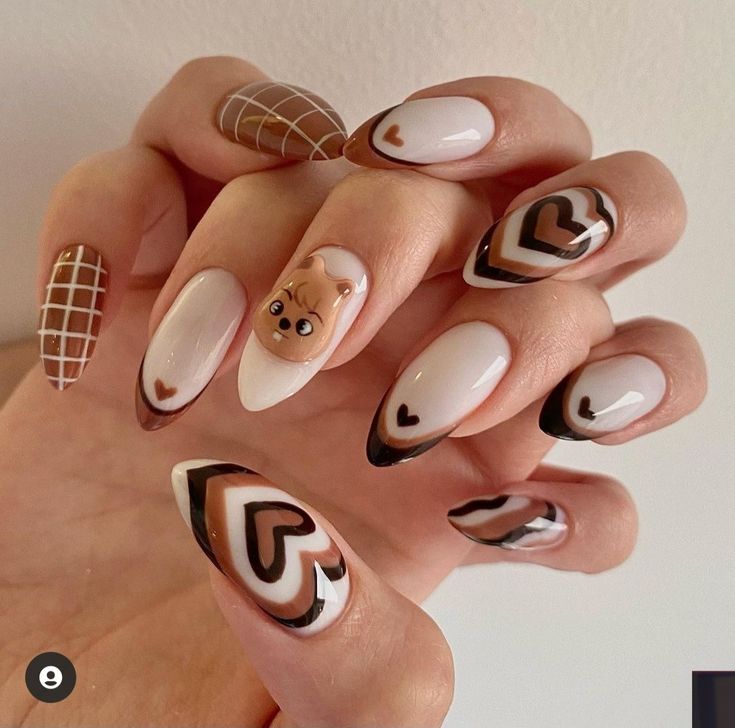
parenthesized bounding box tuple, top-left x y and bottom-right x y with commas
(1, 1, 733, 725)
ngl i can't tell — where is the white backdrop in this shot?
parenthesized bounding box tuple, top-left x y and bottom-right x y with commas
(1, 1, 733, 725)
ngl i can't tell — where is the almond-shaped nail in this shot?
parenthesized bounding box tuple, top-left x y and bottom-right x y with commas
(344, 96, 494, 166)
(171, 459, 349, 636)
(137, 269, 247, 430)
(216, 80, 347, 161)
(367, 322, 511, 466)
(38, 244, 108, 390)
(463, 187, 617, 288)
(539, 354, 667, 441)
(448, 496, 567, 550)
(238, 246, 368, 411)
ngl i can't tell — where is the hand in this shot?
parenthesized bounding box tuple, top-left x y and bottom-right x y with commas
(1, 57, 705, 727)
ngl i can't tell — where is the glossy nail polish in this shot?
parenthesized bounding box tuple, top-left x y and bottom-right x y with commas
(448, 495, 567, 549)
(137, 269, 247, 430)
(344, 96, 494, 166)
(217, 80, 347, 161)
(463, 187, 617, 288)
(38, 244, 108, 390)
(238, 246, 368, 411)
(367, 322, 511, 466)
(171, 459, 349, 636)
(539, 354, 667, 440)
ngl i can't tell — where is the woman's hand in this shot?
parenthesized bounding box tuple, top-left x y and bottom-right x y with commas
(0, 57, 705, 727)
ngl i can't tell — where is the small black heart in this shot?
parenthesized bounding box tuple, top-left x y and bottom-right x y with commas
(396, 403, 420, 427)
(578, 396, 596, 421)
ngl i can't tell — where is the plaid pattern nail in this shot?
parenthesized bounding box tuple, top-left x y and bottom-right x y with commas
(38, 244, 107, 390)
(217, 81, 347, 161)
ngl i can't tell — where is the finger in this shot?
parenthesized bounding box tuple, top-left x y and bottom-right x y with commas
(539, 317, 706, 445)
(462, 151, 685, 289)
(447, 466, 638, 574)
(343, 76, 592, 182)
(135, 163, 339, 429)
(133, 56, 347, 182)
(37, 147, 185, 390)
(171, 460, 454, 728)
(365, 279, 614, 466)
(237, 168, 488, 411)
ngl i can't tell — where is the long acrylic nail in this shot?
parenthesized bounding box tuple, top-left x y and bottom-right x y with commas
(448, 496, 567, 550)
(238, 246, 368, 411)
(38, 244, 108, 390)
(216, 80, 347, 161)
(539, 354, 666, 441)
(171, 459, 349, 636)
(463, 187, 617, 288)
(137, 269, 247, 430)
(344, 96, 494, 166)
(367, 322, 511, 466)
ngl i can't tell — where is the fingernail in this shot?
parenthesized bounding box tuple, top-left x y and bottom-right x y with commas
(238, 246, 368, 411)
(137, 269, 247, 430)
(367, 322, 511, 466)
(463, 187, 617, 288)
(344, 96, 494, 166)
(539, 354, 666, 441)
(38, 244, 108, 390)
(448, 496, 567, 550)
(171, 459, 349, 636)
(216, 80, 347, 161)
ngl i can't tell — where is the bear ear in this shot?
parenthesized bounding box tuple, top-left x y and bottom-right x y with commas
(297, 257, 314, 270)
(336, 280, 353, 298)
(297, 254, 326, 272)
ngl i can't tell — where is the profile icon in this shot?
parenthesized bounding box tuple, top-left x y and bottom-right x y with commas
(25, 652, 75, 702)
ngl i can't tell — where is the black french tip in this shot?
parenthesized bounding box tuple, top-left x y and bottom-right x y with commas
(538, 376, 590, 441)
(366, 430, 448, 467)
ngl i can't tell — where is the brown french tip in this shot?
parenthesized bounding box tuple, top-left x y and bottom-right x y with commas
(38, 244, 108, 390)
(216, 80, 347, 161)
(135, 365, 190, 431)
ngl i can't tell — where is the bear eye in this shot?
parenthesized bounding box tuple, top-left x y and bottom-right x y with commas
(295, 318, 313, 336)
(269, 300, 284, 316)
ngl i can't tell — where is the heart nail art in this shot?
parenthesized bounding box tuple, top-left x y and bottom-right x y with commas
(396, 404, 420, 427)
(463, 187, 617, 288)
(367, 322, 511, 466)
(382, 124, 404, 147)
(154, 379, 177, 401)
(540, 354, 667, 441)
(448, 496, 567, 550)
(172, 460, 349, 636)
(216, 81, 347, 161)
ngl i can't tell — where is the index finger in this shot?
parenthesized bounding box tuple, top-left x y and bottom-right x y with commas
(342, 76, 592, 183)
(133, 56, 348, 182)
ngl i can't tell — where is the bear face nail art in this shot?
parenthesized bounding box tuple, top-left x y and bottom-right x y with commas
(367, 322, 511, 467)
(448, 496, 567, 550)
(171, 460, 350, 636)
(239, 246, 368, 411)
(253, 254, 354, 362)
(463, 187, 617, 288)
(539, 354, 667, 441)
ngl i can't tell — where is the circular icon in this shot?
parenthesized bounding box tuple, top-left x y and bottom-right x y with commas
(25, 652, 76, 703)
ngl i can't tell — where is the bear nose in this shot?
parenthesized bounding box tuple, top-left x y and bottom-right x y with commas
(278, 317, 291, 331)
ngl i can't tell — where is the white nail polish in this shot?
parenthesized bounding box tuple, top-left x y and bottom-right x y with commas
(369, 96, 494, 165)
(137, 269, 247, 429)
(238, 246, 368, 411)
(540, 354, 667, 440)
(367, 321, 511, 465)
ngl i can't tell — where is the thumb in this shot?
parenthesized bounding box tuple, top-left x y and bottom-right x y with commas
(171, 460, 454, 728)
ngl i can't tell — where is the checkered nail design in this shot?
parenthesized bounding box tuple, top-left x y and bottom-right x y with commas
(38, 244, 107, 390)
(217, 80, 347, 161)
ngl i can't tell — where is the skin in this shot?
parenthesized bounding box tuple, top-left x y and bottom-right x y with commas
(0, 58, 706, 727)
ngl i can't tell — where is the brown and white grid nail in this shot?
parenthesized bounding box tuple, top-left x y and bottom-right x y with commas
(38, 244, 108, 390)
(216, 80, 347, 161)
(463, 187, 617, 288)
(448, 496, 567, 550)
(171, 459, 350, 636)
(539, 354, 667, 441)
